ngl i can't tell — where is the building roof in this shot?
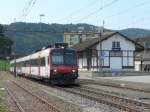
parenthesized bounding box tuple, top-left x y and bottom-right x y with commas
(135, 50, 150, 61)
(135, 36, 150, 50)
(72, 32, 143, 52)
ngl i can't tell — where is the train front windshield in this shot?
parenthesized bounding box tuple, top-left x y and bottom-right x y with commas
(51, 50, 76, 65)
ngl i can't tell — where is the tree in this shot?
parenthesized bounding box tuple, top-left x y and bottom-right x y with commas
(0, 24, 5, 37)
(0, 24, 13, 59)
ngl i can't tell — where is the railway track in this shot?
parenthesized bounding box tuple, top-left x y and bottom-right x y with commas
(12, 77, 150, 112)
(81, 85, 150, 107)
(79, 79, 150, 93)
(55, 86, 150, 112)
(6, 80, 61, 112)
(6, 88, 25, 112)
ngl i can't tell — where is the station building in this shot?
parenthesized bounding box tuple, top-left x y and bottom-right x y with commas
(69, 32, 143, 71)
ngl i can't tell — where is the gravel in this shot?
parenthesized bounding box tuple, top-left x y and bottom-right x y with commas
(2, 71, 148, 112)
(18, 78, 120, 112)
(84, 84, 150, 103)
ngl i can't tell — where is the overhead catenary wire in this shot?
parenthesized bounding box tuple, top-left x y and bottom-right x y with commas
(54, 0, 99, 22)
(19, 0, 38, 22)
(113, 15, 150, 30)
(21, 0, 34, 19)
(24, 0, 37, 20)
(74, 0, 119, 23)
(71, 0, 150, 30)
(107, 0, 150, 30)
(101, 0, 150, 20)
(13, 0, 150, 31)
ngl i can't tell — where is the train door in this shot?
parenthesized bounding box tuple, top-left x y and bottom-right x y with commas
(38, 55, 41, 77)
(45, 56, 49, 77)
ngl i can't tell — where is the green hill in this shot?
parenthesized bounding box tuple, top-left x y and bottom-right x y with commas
(4, 22, 98, 54)
(119, 28, 150, 39)
(4, 22, 150, 55)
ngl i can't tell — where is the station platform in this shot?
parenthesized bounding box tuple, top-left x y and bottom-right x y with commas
(78, 71, 150, 84)
(100, 76, 150, 84)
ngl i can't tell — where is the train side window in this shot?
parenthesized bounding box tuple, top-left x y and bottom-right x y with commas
(47, 56, 49, 65)
(31, 59, 39, 66)
(40, 57, 45, 66)
(24, 61, 27, 67)
(31, 59, 35, 66)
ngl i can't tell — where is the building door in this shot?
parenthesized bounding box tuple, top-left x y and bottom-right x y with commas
(110, 57, 122, 70)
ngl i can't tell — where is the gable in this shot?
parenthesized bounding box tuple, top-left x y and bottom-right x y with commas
(72, 32, 143, 52)
(97, 34, 135, 51)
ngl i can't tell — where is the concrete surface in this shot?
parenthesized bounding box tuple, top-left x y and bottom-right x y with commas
(97, 76, 150, 84)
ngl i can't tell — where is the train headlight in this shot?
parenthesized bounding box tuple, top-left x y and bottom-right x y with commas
(54, 69, 57, 73)
(72, 70, 76, 73)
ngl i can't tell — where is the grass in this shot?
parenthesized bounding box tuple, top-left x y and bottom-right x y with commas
(0, 60, 9, 71)
(0, 103, 8, 112)
(0, 91, 5, 97)
(0, 90, 8, 112)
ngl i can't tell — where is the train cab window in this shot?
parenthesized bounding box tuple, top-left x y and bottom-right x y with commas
(64, 52, 76, 65)
(51, 52, 63, 65)
(51, 50, 76, 65)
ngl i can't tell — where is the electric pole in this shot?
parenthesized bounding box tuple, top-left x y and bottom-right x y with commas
(99, 20, 104, 72)
(13, 18, 17, 77)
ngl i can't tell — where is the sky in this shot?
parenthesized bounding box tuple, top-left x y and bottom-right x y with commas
(0, 0, 150, 30)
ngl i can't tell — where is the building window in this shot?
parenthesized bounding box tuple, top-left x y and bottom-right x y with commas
(110, 51, 122, 57)
(112, 41, 121, 50)
(144, 42, 150, 49)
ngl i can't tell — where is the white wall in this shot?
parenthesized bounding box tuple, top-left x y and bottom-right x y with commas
(96, 33, 135, 70)
(135, 61, 141, 71)
(96, 34, 135, 51)
(78, 33, 136, 71)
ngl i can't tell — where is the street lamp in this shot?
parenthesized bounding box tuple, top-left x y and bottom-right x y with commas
(39, 14, 45, 23)
(39, 14, 45, 33)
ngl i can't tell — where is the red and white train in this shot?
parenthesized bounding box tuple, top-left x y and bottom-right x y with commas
(10, 43, 79, 85)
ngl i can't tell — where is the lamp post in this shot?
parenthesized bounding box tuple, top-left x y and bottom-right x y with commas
(39, 14, 45, 23)
(39, 14, 45, 34)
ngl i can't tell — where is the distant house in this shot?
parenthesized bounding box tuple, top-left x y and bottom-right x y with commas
(71, 32, 143, 71)
(64, 32, 100, 47)
(135, 37, 150, 71)
(135, 50, 150, 71)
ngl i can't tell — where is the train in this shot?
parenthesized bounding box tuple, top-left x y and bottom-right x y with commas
(9, 43, 79, 85)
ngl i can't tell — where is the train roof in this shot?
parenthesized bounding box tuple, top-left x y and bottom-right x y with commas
(10, 47, 76, 63)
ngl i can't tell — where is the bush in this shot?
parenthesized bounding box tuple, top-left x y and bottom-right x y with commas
(0, 60, 9, 71)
